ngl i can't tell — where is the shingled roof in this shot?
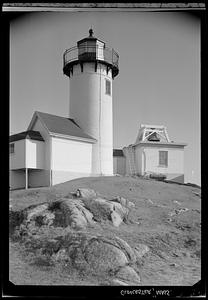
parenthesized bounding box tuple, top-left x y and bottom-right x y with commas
(30, 111, 96, 142)
(9, 130, 44, 143)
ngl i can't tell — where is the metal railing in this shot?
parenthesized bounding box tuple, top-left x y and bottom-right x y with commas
(63, 45, 119, 69)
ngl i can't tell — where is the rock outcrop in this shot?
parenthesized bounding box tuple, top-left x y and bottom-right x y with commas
(16, 189, 135, 230)
(75, 188, 97, 199)
(10, 188, 150, 285)
(59, 199, 95, 229)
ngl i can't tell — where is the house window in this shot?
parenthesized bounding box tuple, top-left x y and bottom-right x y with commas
(105, 79, 111, 95)
(159, 151, 168, 167)
(10, 143, 15, 154)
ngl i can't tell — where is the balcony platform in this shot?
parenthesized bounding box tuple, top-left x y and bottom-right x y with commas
(63, 45, 119, 78)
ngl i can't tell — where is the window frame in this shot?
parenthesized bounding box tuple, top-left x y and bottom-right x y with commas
(105, 79, 111, 96)
(158, 150, 168, 167)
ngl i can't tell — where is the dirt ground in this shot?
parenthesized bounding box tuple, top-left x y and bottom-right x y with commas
(9, 176, 201, 286)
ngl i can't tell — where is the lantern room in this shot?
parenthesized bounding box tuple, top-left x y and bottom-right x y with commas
(63, 29, 119, 78)
(77, 28, 105, 61)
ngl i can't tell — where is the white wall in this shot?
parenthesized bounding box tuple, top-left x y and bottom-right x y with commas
(25, 139, 45, 169)
(30, 117, 51, 171)
(69, 62, 113, 175)
(10, 135, 45, 170)
(10, 140, 25, 169)
(142, 146, 184, 175)
(135, 147, 143, 174)
(123, 144, 185, 183)
(51, 136, 92, 182)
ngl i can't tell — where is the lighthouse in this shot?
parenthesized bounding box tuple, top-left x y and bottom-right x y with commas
(63, 29, 119, 175)
(9, 29, 187, 189)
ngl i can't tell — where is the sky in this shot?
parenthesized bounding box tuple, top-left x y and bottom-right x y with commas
(9, 10, 201, 185)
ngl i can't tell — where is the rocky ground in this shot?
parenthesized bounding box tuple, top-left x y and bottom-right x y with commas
(9, 176, 201, 286)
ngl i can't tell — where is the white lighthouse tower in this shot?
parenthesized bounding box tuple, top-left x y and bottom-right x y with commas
(63, 29, 119, 175)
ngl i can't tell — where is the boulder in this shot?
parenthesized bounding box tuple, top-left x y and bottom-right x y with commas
(94, 198, 115, 212)
(134, 244, 150, 259)
(111, 211, 123, 227)
(71, 191, 134, 227)
(59, 199, 94, 229)
(78, 203, 95, 225)
(114, 236, 137, 263)
(20, 198, 96, 230)
(75, 188, 97, 199)
(112, 201, 129, 218)
(92, 197, 130, 226)
(111, 279, 129, 286)
(60, 232, 141, 278)
(11, 192, 136, 231)
(17, 195, 132, 230)
(114, 266, 141, 285)
(84, 238, 128, 273)
(11, 204, 149, 286)
(112, 196, 135, 208)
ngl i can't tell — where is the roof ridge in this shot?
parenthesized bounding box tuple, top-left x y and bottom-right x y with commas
(67, 118, 81, 128)
(36, 111, 69, 119)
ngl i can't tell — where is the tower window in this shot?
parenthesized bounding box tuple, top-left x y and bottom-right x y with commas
(105, 79, 111, 96)
(159, 151, 168, 167)
(10, 143, 15, 154)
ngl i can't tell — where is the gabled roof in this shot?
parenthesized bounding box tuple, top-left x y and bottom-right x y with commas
(9, 130, 44, 143)
(28, 111, 96, 143)
(113, 149, 124, 157)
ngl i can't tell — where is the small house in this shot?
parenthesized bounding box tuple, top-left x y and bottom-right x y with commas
(122, 124, 187, 183)
(10, 111, 96, 189)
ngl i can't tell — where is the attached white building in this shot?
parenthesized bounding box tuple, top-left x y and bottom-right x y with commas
(10, 120, 187, 189)
(122, 124, 187, 183)
(9, 111, 97, 189)
(10, 130, 45, 190)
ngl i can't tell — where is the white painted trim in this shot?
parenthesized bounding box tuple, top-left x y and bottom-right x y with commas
(28, 112, 51, 134)
(134, 142, 187, 147)
(49, 136, 52, 187)
(49, 132, 96, 144)
(68, 69, 112, 80)
(140, 124, 165, 129)
(25, 139, 27, 173)
(27, 113, 38, 131)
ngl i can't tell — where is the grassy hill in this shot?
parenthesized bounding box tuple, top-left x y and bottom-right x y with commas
(9, 176, 201, 286)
